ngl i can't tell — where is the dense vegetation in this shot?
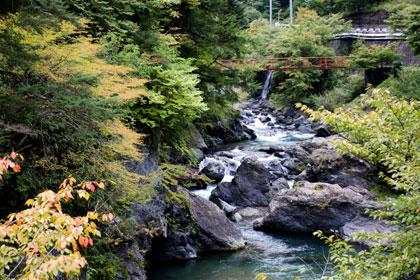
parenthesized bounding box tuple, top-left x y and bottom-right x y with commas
(301, 89, 420, 279)
(0, 0, 419, 278)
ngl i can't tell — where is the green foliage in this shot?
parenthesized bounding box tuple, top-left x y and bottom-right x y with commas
(349, 41, 403, 70)
(131, 59, 208, 149)
(310, 74, 365, 110)
(242, 8, 350, 106)
(407, 8, 420, 56)
(300, 89, 420, 279)
(379, 67, 420, 100)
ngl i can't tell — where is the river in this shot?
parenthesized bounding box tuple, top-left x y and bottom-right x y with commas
(151, 76, 330, 279)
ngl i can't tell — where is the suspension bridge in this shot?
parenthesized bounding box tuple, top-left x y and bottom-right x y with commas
(218, 56, 350, 71)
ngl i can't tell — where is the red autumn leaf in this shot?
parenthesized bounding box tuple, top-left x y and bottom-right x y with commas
(88, 238, 93, 246)
(10, 152, 16, 160)
(12, 164, 21, 173)
(85, 182, 95, 192)
(83, 238, 89, 248)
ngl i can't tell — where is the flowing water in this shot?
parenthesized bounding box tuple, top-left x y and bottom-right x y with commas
(151, 73, 329, 279)
(261, 71, 274, 100)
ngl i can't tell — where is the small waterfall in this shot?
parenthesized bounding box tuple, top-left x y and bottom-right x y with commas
(261, 70, 274, 99)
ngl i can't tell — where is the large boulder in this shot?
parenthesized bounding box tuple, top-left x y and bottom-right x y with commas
(210, 157, 272, 206)
(254, 181, 377, 233)
(185, 189, 245, 250)
(297, 143, 377, 189)
(202, 161, 225, 183)
(204, 116, 256, 146)
(187, 124, 208, 150)
(340, 216, 398, 246)
(147, 187, 244, 262)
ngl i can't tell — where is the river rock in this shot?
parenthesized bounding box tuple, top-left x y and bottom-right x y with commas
(339, 216, 398, 246)
(314, 125, 333, 137)
(282, 157, 307, 175)
(204, 116, 256, 146)
(184, 189, 245, 250)
(202, 161, 225, 183)
(213, 198, 236, 217)
(210, 157, 272, 207)
(187, 124, 208, 150)
(297, 142, 377, 189)
(236, 207, 268, 220)
(259, 116, 271, 123)
(270, 177, 289, 193)
(254, 181, 377, 233)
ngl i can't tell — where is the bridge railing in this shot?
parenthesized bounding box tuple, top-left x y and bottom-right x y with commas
(218, 56, 350, 71)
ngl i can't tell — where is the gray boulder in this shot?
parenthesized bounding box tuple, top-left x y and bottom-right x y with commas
(202, 161, 225, 183)
(340, 216, 398, 246)
(270, 177, 290, 194)
(184, 189, 245, 250)
(187, 124, 208, 150)
(204, 116, 256, 146)
(210, 157, 271, 206)
(298, 144, 377, 189)
(212, 198, 236, 217)
(282, 158, 307, 175)
(254, 181, 377, 233)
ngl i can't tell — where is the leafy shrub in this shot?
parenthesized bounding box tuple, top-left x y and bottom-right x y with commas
(349, 41, 403, 70)
(299, 89, 420, 279)
(379, 67, 420, 100)
(310, 74, 365, 110)
(0, 177, 108, 280)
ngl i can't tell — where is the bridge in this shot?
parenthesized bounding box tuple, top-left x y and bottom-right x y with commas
(218, 56, 350, 71)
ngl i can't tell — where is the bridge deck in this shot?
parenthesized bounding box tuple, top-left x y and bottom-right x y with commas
(218, 56, 350, 71)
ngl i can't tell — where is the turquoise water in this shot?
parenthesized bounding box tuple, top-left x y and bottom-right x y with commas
(149, 223, 330, 280)
(150, 115, 327, 279)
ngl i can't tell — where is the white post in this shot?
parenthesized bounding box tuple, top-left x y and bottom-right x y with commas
(269, 0, 273, 26)
(290, 0, 293, 25)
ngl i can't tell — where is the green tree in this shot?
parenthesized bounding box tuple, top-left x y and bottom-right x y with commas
(407, 8, 420, 56)
(242, 8, 350, 106)
(299, 89, 420, 280)
(349, 41, 403, 70)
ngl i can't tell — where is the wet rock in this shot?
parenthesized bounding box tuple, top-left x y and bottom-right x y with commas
(270, 177, 289, 193)
(204, 116, 256, 146)
(297, 123, 315, 134)
(232, 212, 243, 222)
(300, 144, 377, 189)
(190, 147, 205, 162)
(259, 116, 271, 123)
(187, 124, 208, 150)
(254, 181, 377, 233)
(236, 207, 268, 220)
(148, 188, 245, 262)
(284, 106, 296, 118)
(117, 242, 147, 280)
(282, 158, 307, 175)
(202, 161, 225, 183)
(340, 216, 398, 246)
(185, 189, 245, 250)
(213, 198, 237, 217)
(314, 125, 333, 137)
(210, 158, 271, 207)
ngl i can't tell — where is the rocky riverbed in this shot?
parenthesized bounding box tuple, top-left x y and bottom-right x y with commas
(115, 95, 393, 279)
